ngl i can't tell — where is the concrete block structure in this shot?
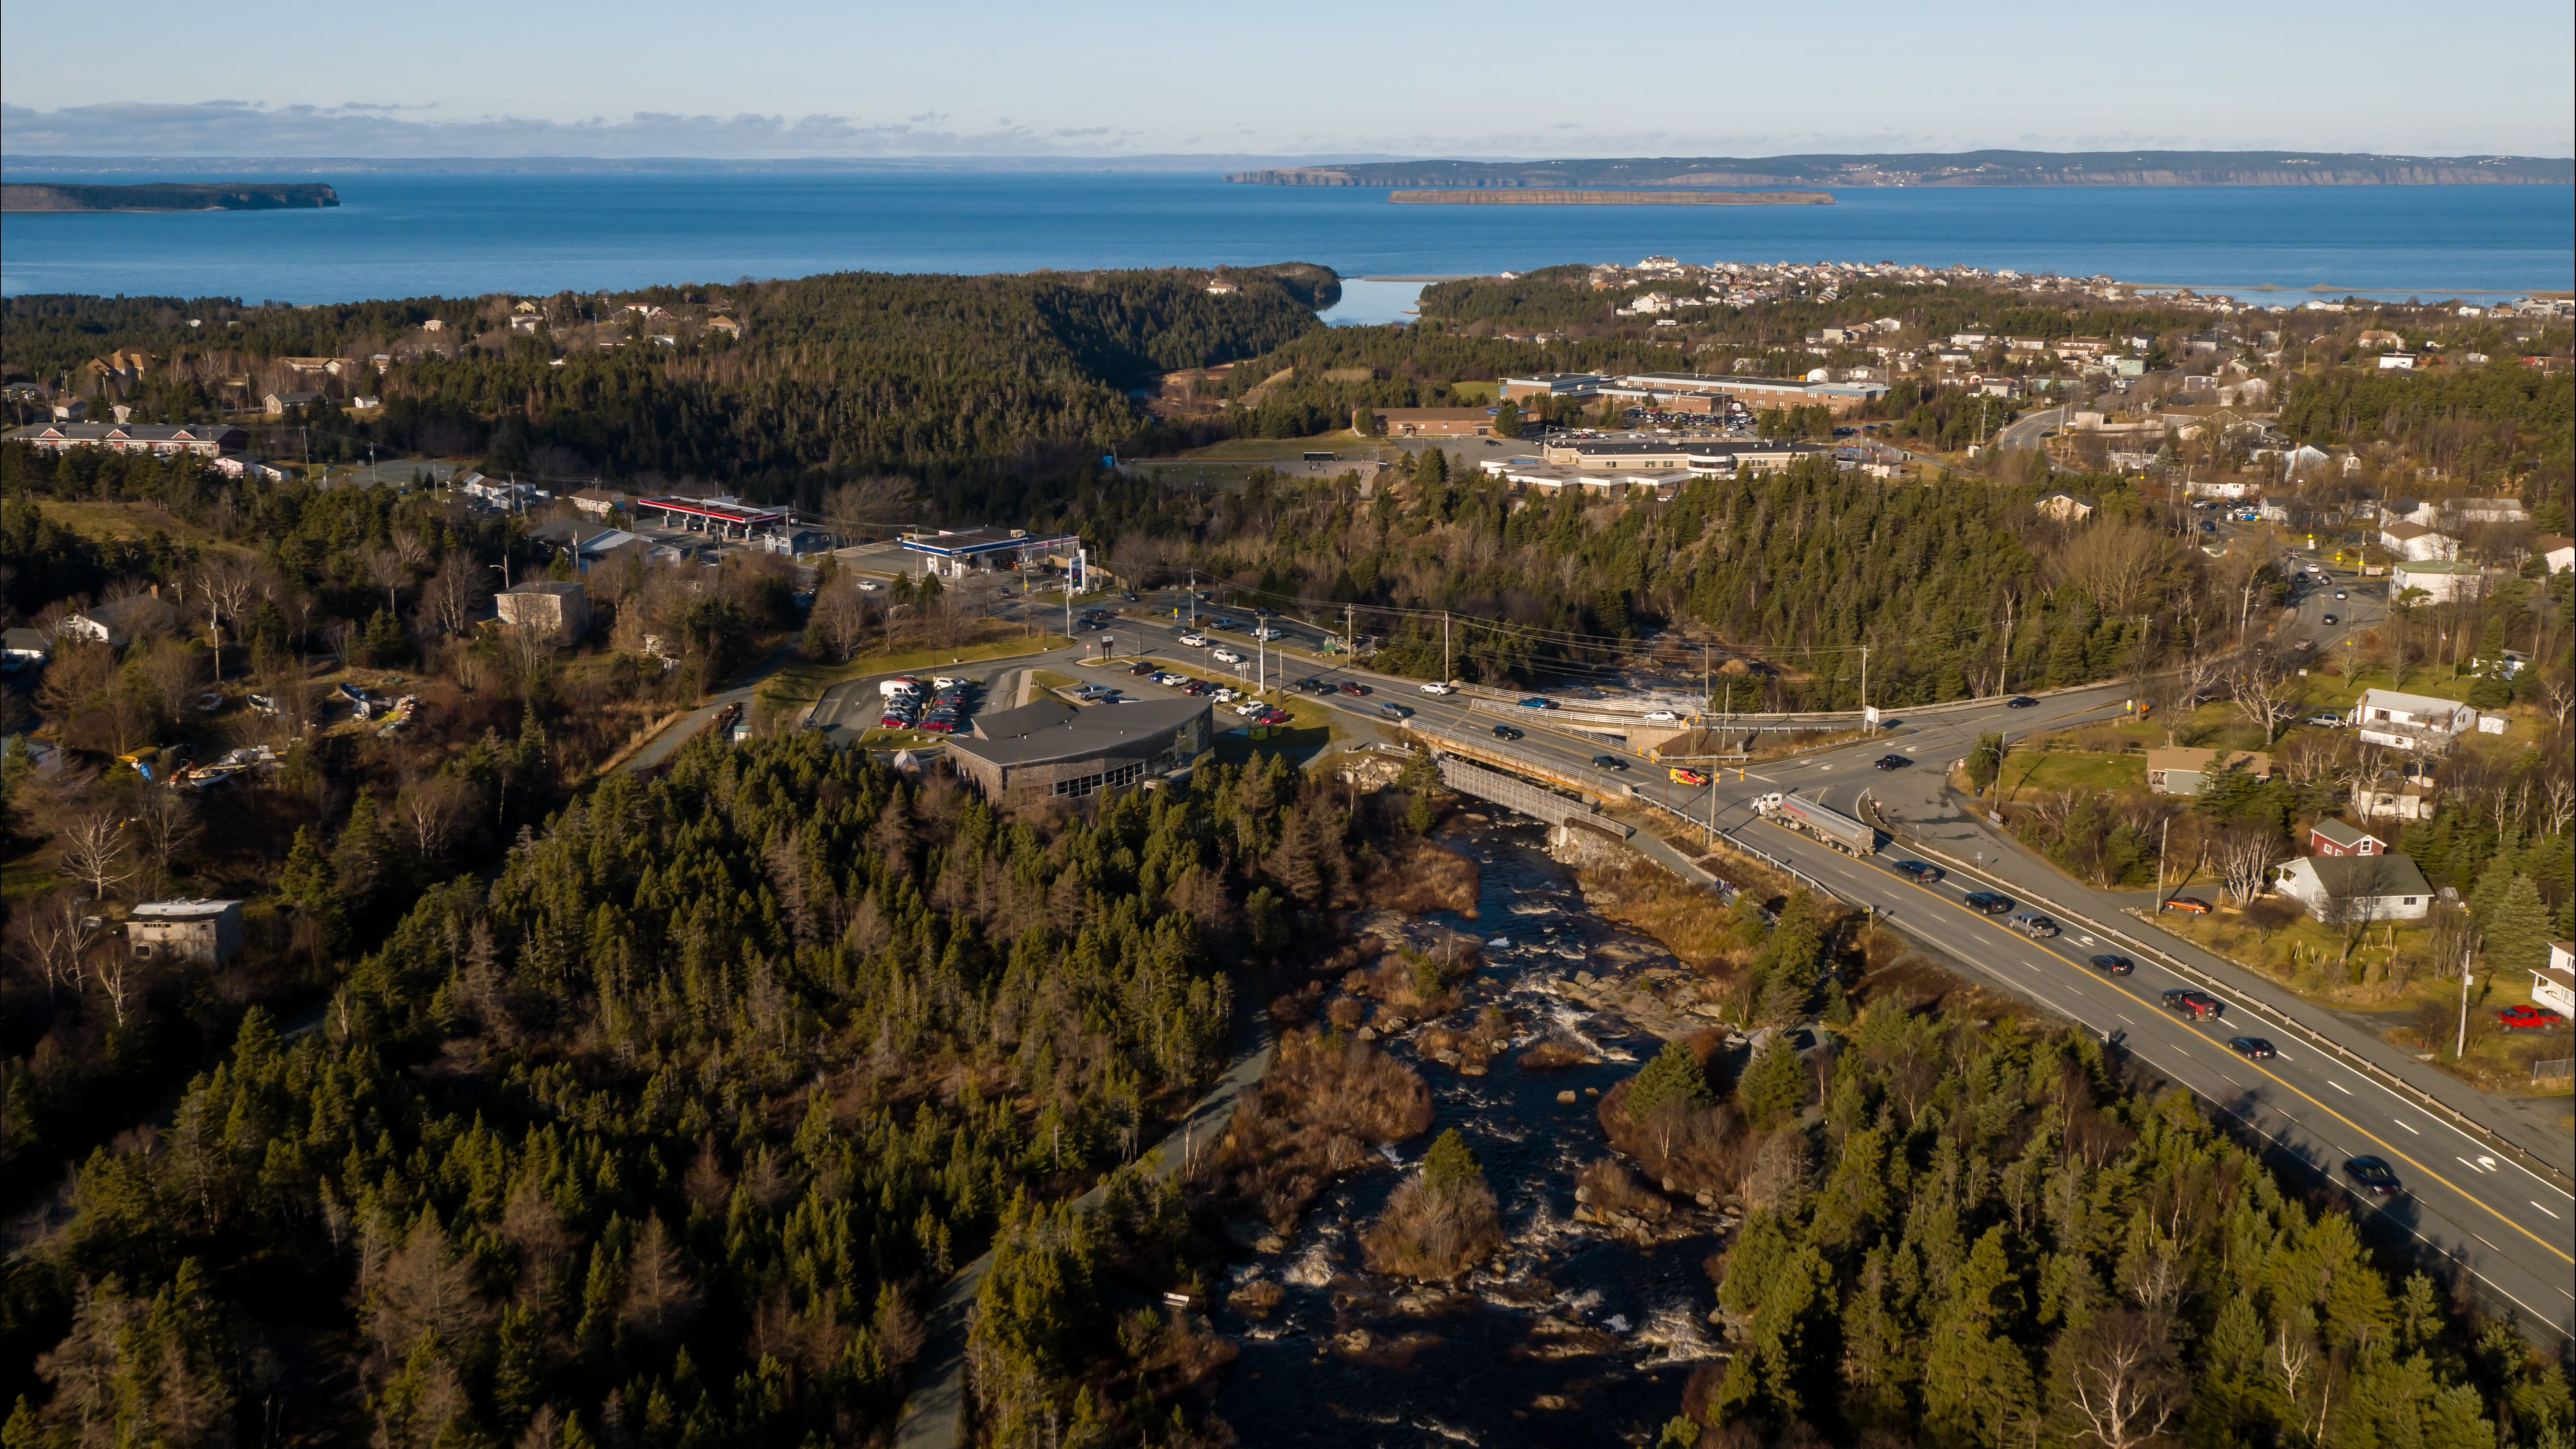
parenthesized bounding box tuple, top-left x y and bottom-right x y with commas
(495, 580, 592, 645)
(127, 898, 245, 965)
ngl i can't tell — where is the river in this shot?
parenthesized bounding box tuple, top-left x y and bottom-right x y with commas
(1213, 812, 1727, 1448)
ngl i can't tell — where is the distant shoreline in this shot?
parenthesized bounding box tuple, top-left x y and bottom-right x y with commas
(0, 181, 340, 213)
(1387, 189, 1832, 207)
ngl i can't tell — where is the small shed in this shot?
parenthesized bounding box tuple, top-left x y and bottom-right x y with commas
(127, 898, 246, 965)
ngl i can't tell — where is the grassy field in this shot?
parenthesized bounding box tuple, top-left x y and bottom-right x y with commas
(1179, 436, 1383, 462)
(1994, 747, 2147, 800)
(37, 498, 254, 555)
(754, 632, 1070, 708)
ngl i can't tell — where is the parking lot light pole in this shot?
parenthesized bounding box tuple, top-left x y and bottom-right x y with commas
(2457, 970, 2477, 1059)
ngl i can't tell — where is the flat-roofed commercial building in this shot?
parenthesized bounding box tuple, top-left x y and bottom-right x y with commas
(1366, 407, 1499, 437)
(898, 527, 1087, 581)
(1615, 373, 1888, 415)
(1530, 437, 1834, 478)
(1499, 373, 1606, 401)
(947, 698, 1213, 807)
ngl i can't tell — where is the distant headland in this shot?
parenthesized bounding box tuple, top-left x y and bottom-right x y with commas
(0, 182, 341, 213)
(1231, 150, 2576, 189)
(1387, 188, 1831, 206)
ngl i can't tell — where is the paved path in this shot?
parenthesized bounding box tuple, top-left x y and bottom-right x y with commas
(892, 1005, 1277, 1449)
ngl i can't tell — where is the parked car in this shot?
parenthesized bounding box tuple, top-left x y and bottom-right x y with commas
(1421, 682, 1454, 695)
(2087, 953, 2135, 976)
(2009, 912, 2059, 939)
(1874, 754, 1909, 770)
(2304, 712, 2344, 728)
(1492, 724, 1524, 741)
(2496, 1004, 2566, 1032)
(2005, 696, 2037, 708)
(2160, 896, 2212, 915)
(2334, 589, 2347, 599)
(1668, 767, 1709, 786)
(2227, 1036, 2277, 1059)
(1128, 661, 1155, 674)
(1519, 696, 1556, 710)
(2343, 1156, 2403, 1197)
(1590, 753, 1627, 771)
(2161, 988, 2224, 1020)
(1963, 892, 2014, 914)
(1892, 860, 1941, 883)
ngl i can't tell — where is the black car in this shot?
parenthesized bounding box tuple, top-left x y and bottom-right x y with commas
(2228, 1036, 2277, 1060)
(2343, 1155, 2402, 1196)
(1591, 753, 1627, 771)
(2320, 613, 2337, 626)
(2087, 953, 2135, 976)
(1874, 754, 1909, 770)
(2004, 696, 2038, 708)
(1963, 892, 2014, 914)
(1127, 661, 1154, 675)
(1892, 859, 1941, 883)
(1492, 724, 1524, 741)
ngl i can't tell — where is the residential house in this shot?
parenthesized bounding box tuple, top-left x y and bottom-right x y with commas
(508, 314, 541, 333)
(2377, 353, 2419, 370)
(1, 627, 52, 668)
(494, 580, 592, 644)
(1203, 278, 1239, 296)
(2351, 688, 2476, 753)
(125, 898, 245, 966)
(2539, 943, 2575, 1017)
(59, 592, 178, 647)
(421, 318, 446, 333)
(2391, 559, 2502, 604)
(2448, 497, 2528, 524)
(2534, 534, 2575, 574)
(2308, 818, 2386, 857)
(2353, 771, 2437, 822)
(264, 390, 325, 415)
(2355, 329, 2403, 350)
(569, 486, 630, 517)
(2378, 520, 2459, 561)
(2035, 492, 2096, 523)
(50, 398, 87, 421)
(85, 350, 152, 384)
(2145, 747, 2271, 796)
(2271, 853, 2432, 922)
(706, 315, 743, 337)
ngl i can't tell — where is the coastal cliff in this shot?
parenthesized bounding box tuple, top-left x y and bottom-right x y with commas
(1387, 188, 1831, 206)
(0, 182, 341, 213)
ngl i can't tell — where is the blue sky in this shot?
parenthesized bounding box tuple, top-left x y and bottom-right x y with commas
(4, 0, 2569, 159)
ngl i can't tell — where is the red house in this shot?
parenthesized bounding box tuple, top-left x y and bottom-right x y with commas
(2309, 818, 2386, 857)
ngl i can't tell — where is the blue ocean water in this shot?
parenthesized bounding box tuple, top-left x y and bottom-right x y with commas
(1, 170, 2567, 323)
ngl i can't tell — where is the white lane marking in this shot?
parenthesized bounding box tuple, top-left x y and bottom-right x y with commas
(2536, 1201, 2562, 1220)
(2116, 1014, 2135, 1026)
(2328, 1080, 2351, 1095)
(2272, 1050, 2292, 1061)
(2396, 1119, 2418, 1134)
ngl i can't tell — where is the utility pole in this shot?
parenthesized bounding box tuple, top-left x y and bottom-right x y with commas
(1443, 611, 1451, 682)
(1860, 643, 1871, 735)
(1188, 568, 1197, 625)
(2457, 969, 2476, 1059)
(2155, 816, 2170, 904)
(1344, 603, 1354, 660)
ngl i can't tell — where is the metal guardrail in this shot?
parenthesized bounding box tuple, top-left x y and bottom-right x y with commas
(1876, 818, 2575, 1195)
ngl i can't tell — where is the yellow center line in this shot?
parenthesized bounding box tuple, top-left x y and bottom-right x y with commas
(1864, 857, 2576, 1268)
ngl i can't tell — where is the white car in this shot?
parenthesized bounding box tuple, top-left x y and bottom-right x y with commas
(1178, 632, 1208, 647)
(1251, 626, 1283, 640)
(1419, 682, 1454, 695)
(857, 580, 883, 592)
(1235, 700, 1268, 717)
(1211, 648, 1243, 664)
(1212, 687, 1238, 702)
(1643, 709, 1678, 723)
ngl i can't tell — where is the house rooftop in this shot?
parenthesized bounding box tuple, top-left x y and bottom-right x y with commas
(130, 898, 244, 920)
(2311, 817, 2380, 849)
(2294, 853, 2430, 898)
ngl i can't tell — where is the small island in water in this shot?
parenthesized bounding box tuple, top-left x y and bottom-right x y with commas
(1387, 188, 1831, 206)
(0, 182, 340, 213)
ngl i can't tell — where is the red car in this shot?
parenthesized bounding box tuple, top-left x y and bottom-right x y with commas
(2496, 1005, 2565, 1032)
(2160, 896, 2212, 915)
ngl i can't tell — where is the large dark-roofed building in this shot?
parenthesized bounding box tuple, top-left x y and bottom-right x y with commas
(947, 697, 1212, 806)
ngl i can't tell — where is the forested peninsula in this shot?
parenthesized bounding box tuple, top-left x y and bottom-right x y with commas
(1387, 189, 1831, 206)
(1229, 150, 2576, 187)
(0, 182, 341, 213)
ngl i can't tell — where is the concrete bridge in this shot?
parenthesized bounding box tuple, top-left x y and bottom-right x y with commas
(1432, 754, 1633, 840)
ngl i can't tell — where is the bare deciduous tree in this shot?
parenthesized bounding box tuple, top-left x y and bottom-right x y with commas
(2213, 823, 2282, 906)
(138, 637, 206, 722)
(2227, 655, 2305, 745)
(417, 555, 492, 643)
(2065, 1310, 2184, 1449)
(56, 811, 136, 902)
(396, 772, 478, 867)
(13, 892, 101, 1000)
(195, 556, 263, 680)
(361, 544, 411, 616)
(132, 789, 202, 898)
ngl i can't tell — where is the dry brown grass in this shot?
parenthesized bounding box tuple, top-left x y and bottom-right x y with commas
(1360, 1172, 1503, 1280)
(1575, 859, 1746, 972)
(1573, 1157, 1673, 1225)
(1211, 1028, 1434, 1230)
(1226, 1279, 1285, 1319)
(1596, 1073, 1748, 1196)
(1364, 833, 1479, 916)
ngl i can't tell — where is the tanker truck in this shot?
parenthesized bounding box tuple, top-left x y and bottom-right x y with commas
(1751, 790, 1878, 857)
